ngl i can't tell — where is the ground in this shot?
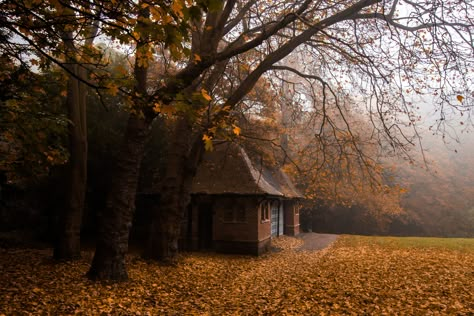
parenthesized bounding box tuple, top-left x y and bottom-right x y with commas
(0, 234, 473, 315)
(297, 233, 338, 251)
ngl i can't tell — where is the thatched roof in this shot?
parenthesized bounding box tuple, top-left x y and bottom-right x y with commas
(192, 142, 302, 198)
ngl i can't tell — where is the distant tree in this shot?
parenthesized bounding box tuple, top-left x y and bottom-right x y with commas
(0, 59, 68, 184)
(393, 134, 474, 237)
(232, 76, 406, 231)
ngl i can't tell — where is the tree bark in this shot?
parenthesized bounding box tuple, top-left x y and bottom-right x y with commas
(144, 117, 203, 263)
(87, 114, 153, 281)
(54, 66, 86, 260)
(88, 2, 152, 281)
(54, 7, 99, 260)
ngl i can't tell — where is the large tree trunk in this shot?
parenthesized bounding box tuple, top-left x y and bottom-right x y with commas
(87, 114, 153, 281)
(54, 10, 99, 260)
(54, 65, 87, 260)
(144, 117, 203, 263)
(88, 3, 151, 280)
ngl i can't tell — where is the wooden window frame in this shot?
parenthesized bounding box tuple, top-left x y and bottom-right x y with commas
(260, 201, 270, 223)
(222, 201, 247, 223)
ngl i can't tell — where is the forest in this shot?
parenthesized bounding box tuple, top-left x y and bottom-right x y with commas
(1, 0, 474, 285)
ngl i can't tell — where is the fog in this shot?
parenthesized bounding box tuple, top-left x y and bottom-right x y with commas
(389, 100, 474, 237)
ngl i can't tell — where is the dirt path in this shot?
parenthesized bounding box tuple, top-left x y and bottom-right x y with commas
(297, 232, 339, 251)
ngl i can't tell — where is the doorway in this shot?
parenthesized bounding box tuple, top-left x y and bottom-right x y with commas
(271, 200, 284, 237)
(198, 203, 213, 249)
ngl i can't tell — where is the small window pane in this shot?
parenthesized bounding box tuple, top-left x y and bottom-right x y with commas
(260, 201, 270, 221)
(223, 208, 233, 222)
(236, 208, 246, 222)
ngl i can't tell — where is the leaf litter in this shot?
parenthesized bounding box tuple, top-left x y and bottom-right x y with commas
(0, 235, 472, 315)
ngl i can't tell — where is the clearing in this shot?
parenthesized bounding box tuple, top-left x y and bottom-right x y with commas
(0, 235, 473, 315)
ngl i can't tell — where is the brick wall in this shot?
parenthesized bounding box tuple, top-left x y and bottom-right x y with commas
(213, 196, 259, 242)
(284, 200, 300, 236)
(187, 195, 300, 255)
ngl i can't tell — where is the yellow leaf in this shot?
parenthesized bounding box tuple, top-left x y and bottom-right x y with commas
(109, 85, 119, 96)
(457, 95, 464, 103)
(201, 89, 212, 102)
(171, 1, 184, 18)
(232, 124, 241, 136)
(163, 14, 174, 24)
(202, 134, 213, 151)
(153, 103, 161, 113)
(161, 105, 175, 116)
(194, 54, 201, 63)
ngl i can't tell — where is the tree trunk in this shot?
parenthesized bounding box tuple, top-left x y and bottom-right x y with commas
(88, 3, 152, 280)
(87, 114, 153, 281)
(54, 12, 99, 260)
(144, 117, 203, 263)
(54, 66, 87, 260)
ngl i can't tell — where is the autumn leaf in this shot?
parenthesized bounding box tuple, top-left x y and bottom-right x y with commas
(202, 134, 213, 151)
(107, 84, 119, 96)
(171, 0, 184, 18)
(161, 105, 175, 116)
(0, 236, 473, 315)
(201, 89, 212, 102)
(153, 102, 161, 113)
(232, 124, 241, 136)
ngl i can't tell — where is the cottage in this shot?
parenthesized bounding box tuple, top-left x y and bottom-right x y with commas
(182, 142, 302, 255)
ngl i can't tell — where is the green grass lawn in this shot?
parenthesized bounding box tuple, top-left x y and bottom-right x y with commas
(339, 235, 474, 251)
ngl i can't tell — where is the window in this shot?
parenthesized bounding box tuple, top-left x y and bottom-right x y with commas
(222, 200, 246, 223)
(260, 201, 270, 222)
(236, 208, 246, 222)
(223, 208, 234, 222)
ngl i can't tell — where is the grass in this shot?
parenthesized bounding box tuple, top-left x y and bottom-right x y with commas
(339, 235, 474, 251)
